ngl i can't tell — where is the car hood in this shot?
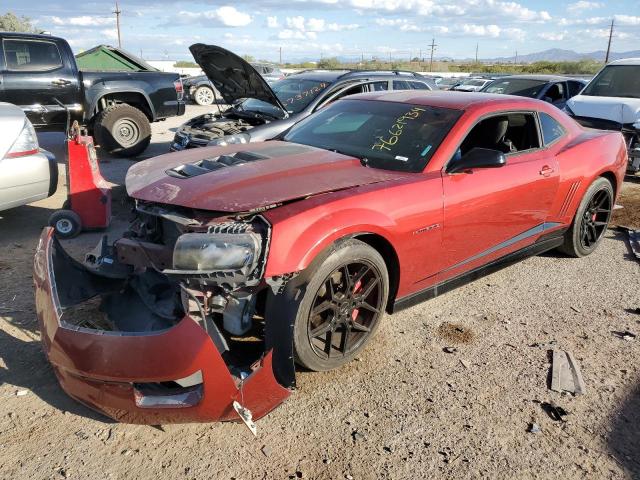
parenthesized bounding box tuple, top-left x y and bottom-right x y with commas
(189, 44, 287, 115)
(567, 95, 640, 124)
(126, 141, 412, 213)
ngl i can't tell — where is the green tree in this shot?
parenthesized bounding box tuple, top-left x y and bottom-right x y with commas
(0, 12, 37, 33)
(174, 61, 199, 68)
(242, 54, 255, 62)
(317, 57, 340, 69)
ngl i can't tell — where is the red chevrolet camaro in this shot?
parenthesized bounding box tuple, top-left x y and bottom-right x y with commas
(34, 91, 627, 424)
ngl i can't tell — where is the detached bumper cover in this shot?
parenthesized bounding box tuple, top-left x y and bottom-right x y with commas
(33, 228, 290, 424)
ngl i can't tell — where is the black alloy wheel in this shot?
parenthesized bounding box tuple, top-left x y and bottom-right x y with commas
(579, 187, 612, 250)
(307, 261, 384, 360)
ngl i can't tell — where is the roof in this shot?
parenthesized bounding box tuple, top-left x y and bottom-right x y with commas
(488, 74, 579, 82)
(346, 90, 546, 111)
(0, 31, 63, 40)
(608, 58, 640, 66)
(288, 69, 429, 83)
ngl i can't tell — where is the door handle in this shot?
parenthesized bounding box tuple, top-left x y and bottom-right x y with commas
(539, 165, 554, 177)
(51, 79, 71, 86)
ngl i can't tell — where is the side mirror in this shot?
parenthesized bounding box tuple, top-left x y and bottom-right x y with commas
(448, 148, 506, 174)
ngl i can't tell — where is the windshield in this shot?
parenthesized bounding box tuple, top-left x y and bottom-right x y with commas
(464, 79, 487, 87)
(274, 78, 330, 113)
(582, 65, 640, 98)
(283, 99, 462, 173)
(237, 78, 330, 117)
(482, 79, 547, 97)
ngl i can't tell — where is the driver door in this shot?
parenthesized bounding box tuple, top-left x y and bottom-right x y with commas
(439, 111, 559, 282)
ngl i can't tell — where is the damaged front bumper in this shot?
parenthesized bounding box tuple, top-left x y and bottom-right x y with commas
(33, 228, 291, 424)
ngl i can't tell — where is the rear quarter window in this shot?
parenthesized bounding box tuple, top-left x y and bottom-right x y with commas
(539, 112, 566, 145)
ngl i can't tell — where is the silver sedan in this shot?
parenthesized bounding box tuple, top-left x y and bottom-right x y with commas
(0, 102, 57, 212)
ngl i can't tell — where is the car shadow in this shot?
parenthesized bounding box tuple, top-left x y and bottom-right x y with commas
(607, 382, 640, 476)
(0, 323, 114, 423)
(611, 227, 639, 263)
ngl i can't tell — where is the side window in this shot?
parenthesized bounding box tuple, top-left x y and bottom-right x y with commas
(567, 81, 584, 97)
(545, 83, 566, 103)
(458, 113, 541, 158)
(392, 80, 411, 90)
(317, 84, 365, 110)
(539, 112, 566, 145)
(409, 81, 430, 90)
(371, 81, 388, 91)
(4, 39, 63, 71)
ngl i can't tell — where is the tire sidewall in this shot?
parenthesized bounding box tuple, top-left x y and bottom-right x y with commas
(194, 86, 214, 106)
(94, 104, 151, 157)
(569, 177, 613, 257)
(290, 239, 389, 372)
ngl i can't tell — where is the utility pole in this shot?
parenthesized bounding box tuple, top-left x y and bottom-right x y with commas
(279, 46, 282, 65)
(428, 37, 437, 72)
(514, 50, 518, 64)
(475, 43, 479, 64)
(113, 1, 122, 48)
(605, 18, 614, 63)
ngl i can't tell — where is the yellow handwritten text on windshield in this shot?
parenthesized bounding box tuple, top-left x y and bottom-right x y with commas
(371, 106, 426, 152)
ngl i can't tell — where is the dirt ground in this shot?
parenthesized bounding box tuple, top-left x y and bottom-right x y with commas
(1, 107, 639, 479)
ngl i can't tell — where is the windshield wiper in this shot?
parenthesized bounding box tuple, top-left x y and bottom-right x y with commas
(326, 147, 369, 167)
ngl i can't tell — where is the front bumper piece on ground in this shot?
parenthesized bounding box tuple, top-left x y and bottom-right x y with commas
(33, 228, 290, 424)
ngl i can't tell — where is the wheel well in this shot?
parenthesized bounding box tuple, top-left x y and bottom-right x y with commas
(94, 93, 153, 121)
(599, 171, 617, 198)
(353, 233, 400, 313)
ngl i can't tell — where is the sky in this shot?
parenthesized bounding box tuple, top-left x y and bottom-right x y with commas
(5, 1, 640, 62)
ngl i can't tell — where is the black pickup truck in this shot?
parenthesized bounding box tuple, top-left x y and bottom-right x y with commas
(0, 32, 185, 156)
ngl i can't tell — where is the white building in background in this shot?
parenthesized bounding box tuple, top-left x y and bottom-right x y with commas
(147, 60, 202, 76)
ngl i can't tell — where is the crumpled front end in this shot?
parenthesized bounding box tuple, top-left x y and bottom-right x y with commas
(34, 223, 293, 424)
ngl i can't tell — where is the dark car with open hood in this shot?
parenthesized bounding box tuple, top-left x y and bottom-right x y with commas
(35, 91, 626, 426)
(171, 44, 434, 151)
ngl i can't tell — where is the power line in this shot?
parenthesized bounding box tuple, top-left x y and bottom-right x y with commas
(113, 1, 122, 48)
(428, 37, 437, 72)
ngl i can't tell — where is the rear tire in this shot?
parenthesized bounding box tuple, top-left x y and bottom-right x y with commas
(93, 103, 151, 157)
(558, 177, 613, 257)
(193, 85, 215, 106)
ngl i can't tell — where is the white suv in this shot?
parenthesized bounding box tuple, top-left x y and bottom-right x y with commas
(565, 58, 640, 173)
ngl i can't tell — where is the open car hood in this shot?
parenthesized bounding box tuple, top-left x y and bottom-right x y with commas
(126, 141, 412, 213)
(189, 44, 287, 115)
(567, 95, 640, 125)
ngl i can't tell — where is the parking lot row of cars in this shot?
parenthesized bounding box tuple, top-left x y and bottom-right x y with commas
(172, 47, 639, 174)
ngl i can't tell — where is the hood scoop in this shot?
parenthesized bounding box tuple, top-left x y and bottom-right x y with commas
(166, 150, 270, 179)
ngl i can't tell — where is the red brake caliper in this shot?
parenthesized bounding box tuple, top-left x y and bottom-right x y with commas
(352, 279, 362, 320)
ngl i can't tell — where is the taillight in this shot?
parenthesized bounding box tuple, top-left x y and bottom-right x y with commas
(5, 119, 39, 158)
(174, 79, 184, 101)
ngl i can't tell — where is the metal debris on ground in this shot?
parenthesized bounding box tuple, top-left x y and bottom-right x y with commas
(550, 349, 586, 395)
(541, 402, 569, 422)
(528, 423, 542, 433)
(628, 229, 640, 260)
(233, 400, 257, 436)
(613, 330, 637, 341)
(443, 346, 457, 354)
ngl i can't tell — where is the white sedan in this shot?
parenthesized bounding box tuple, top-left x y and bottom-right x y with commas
(0, 102, 57, 211)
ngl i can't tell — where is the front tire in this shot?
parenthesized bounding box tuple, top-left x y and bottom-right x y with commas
(559, 177, 613, 257)
(273, 239, 389, 372)
(93, 103, 151, 157)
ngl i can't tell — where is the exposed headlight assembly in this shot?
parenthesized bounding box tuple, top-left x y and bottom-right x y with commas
(171, 232, 261, 274)
(207, 133, 250, 147)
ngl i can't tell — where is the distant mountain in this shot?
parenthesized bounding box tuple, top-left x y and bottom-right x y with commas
(477, 48, 640, 64)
